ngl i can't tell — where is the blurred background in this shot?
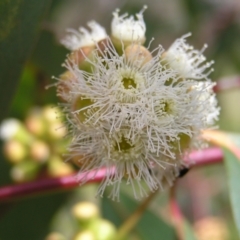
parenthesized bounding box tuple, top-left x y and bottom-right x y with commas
(0, 0, 240, 239)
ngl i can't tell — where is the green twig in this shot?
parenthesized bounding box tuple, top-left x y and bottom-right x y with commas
(116, 190, 158, 240)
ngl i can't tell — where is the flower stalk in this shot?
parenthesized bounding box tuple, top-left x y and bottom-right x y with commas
(116, 190, 158, 240)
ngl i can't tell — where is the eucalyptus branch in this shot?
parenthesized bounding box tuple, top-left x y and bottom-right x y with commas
(0, 147, 223, 202)
(214, 76, 240, 93)
(0, 168, 110, 202)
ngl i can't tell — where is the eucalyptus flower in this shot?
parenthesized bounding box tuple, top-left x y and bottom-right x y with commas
(57, 7, 219, 200)
(162, 33, 214, 80)
(111, 6, 147, 47)
(61, 21, 107, 51)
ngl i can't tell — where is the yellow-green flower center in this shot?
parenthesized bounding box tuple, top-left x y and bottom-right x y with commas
(162, 100, 174, 114)
(114, 137, 133, 151)
(155, 99, 176, 118)
(122, 77, 137, 89)
(171, 132, 191, 154)
(73, 97, 94, 122)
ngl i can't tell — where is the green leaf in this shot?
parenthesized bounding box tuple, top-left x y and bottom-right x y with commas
(31, 30, 68, 77)
(102, 197, 123, 228)
(226, 133, 240, 148)
(9, 65, 37, 119)
(183, 220, 197, 240)
(0, 0, 51, 122)
(0, 192, 68, 240)
(121, 192, 175, 240)
(102, 190, 176, 240)
(202, 131, 240, 238)
(224, 147, 240, 238)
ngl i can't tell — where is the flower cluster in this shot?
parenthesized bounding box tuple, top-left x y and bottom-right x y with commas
(57, 7, 219, 200)
(0, 106, 74, 182)
(46, 201, 117, 240)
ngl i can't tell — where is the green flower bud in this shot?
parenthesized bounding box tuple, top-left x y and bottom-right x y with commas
(4, 140, 27, 163)
(30, 140, 50, 163)
(73, 230, 95, 240)
(0, 119, 33, 144)
(72, 202, 100, 229)
(45, 232, 66, 240)
(47, 155, 74, 177)
(25, 108, 46, 137)
(89, 219, 117, 240)
(10, 161, 40, 182)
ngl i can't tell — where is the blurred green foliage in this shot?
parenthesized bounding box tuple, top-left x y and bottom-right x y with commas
(223, 133, 240, 238)
(0, 0, 240, 239)
(0, 0, 51, 122)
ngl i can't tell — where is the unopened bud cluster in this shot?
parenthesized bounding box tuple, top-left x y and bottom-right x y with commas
(0, 106, 75, 182)
(56, 6, 220, 199)
(45, 201, 116, 240)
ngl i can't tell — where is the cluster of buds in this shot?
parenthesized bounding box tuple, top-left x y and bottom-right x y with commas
(45, 201, 116, 240)
(0, 106, 75, 182)
(56, 6, 220, 200)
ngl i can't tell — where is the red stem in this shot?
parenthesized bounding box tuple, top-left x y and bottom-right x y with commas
(169, 187, 185, 240)
(214, 76, 240, 93)
(0, 147, 223, 202)
(187, 146, 223, 166)
(0, 168, 109, 202)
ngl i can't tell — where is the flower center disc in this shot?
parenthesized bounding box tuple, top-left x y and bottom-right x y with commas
(122, 77, 137, 89)
(114, 137, 133, 152)
(163, 101, 171, 113)
(73, 97, 94, 122)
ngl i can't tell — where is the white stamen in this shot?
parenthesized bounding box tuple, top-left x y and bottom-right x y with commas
(163, 33, 214, 80)
(61, 21, 107, 51)
(111, 7, 147, 43)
